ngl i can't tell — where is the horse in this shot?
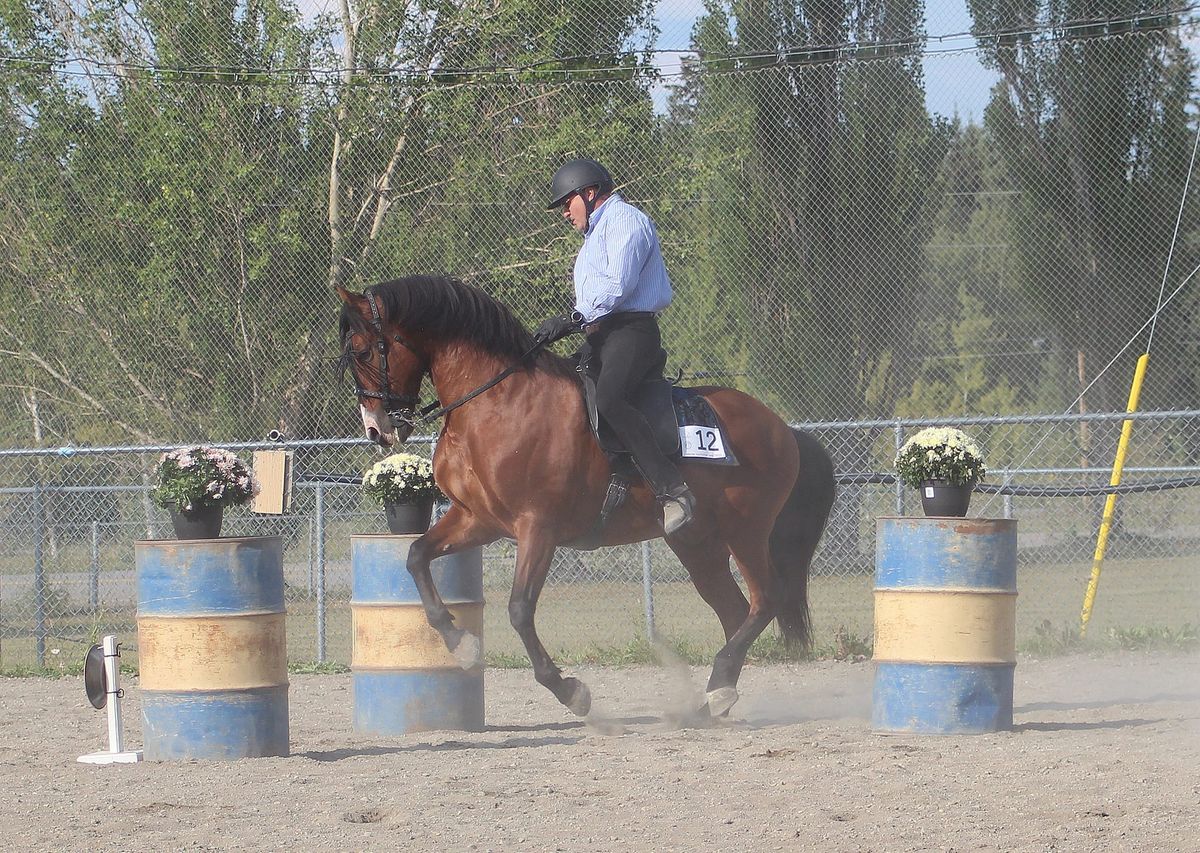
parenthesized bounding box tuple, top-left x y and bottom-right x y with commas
(336, 275, 836, 719)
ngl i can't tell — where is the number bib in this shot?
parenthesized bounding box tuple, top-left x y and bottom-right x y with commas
(679, 424, 728, 459)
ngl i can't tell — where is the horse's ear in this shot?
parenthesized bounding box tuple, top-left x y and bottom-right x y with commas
(335, 286, 360, 306)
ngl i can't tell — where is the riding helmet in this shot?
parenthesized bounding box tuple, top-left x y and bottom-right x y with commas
(546, 158, 614, 209)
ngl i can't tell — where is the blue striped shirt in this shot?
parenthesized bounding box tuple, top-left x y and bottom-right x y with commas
(573, 194, 673, 323)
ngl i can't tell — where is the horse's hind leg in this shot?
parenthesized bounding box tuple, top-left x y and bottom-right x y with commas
(508, 530, 592, 716)
(667, 536, 747, 643)
(702, 532, 782, 716)
(668, 534, 762, 717)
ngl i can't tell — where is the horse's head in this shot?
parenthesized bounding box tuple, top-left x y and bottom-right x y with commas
(337, 286, 428, 447)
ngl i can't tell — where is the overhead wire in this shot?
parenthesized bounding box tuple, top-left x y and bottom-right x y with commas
(1, 4, 1195, 83)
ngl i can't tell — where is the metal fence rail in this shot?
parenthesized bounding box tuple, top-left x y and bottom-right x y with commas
(1, 410, 1196, 667)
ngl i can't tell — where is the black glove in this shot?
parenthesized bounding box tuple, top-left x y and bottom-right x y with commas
(533, 314, 580, 345)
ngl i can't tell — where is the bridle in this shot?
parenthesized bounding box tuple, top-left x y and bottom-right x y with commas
(350, 287, 547, 431)
(352, 287, 429, 429)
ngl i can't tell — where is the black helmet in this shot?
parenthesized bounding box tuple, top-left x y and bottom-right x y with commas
(546, 158, 614, 209)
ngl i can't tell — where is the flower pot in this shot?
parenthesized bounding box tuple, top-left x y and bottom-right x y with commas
(168, 504, 224, 539)
(384, 499, 434, 535)
(919, 480, 974, 517)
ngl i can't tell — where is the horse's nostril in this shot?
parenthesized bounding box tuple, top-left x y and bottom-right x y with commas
(366, 426, 380, 443)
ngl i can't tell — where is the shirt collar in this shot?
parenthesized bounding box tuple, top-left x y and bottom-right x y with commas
(585, 193, 621, 236)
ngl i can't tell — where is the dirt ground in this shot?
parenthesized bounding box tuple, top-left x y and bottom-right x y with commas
(1, 651, 1197, 852)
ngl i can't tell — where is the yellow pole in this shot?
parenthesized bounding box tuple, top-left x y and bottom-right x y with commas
(1079, 352, 1150, 637)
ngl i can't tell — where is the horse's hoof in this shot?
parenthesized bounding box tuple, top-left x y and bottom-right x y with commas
(705, 686, 739, 717)
(450, 631, 482, 670)
(564, 678, 592, 717)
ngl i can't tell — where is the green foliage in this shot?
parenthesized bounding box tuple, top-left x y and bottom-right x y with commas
(151, 446, 257, 510)
(971, 0, 1198, 412)
(665, 0, 953, 423)
(1104, 624, 1198, 651)
(0, 0, 1197, 449)
(1022, 620, 1085, 656)
(1020, 620, 1198, 655)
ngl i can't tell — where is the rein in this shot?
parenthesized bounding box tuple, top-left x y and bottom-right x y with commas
(415, 339, 546, 426)
(355, 287, 546, 430)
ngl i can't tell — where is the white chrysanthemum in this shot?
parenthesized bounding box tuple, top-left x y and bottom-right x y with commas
(894, 427, 987, 489)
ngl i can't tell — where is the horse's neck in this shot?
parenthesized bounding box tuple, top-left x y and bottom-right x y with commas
(428, 340, 528, 407)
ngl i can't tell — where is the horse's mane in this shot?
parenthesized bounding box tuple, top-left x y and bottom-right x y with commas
(338, 275, 577, 380)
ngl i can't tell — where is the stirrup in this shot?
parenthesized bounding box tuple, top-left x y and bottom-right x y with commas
(660, 487, 695, 536)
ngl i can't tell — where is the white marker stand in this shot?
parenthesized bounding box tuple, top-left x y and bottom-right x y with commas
(78, 635, 142, 764)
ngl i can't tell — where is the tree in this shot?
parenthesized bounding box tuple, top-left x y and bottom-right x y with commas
(666, 0, 952, 423)
(970, 0, 1198, 414)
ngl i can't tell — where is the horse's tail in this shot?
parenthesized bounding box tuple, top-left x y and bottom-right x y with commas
(770, 428, 836, 650)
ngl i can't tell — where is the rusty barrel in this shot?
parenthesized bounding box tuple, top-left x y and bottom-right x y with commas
(872, 517, 1017, 734)
(351, 535, 484, 735)
(136, 536, 289, 760)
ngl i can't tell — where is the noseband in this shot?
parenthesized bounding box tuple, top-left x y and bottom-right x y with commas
(353, 287, 428, 429)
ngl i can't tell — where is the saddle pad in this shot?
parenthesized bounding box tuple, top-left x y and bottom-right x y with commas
(582, 378, 738, 466)
(672, 387, 738, 465)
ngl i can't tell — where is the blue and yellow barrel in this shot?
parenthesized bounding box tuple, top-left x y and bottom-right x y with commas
(136, 536, 289, 760)
(351, 535, 484, 736)
(872, 517, 1017, 734)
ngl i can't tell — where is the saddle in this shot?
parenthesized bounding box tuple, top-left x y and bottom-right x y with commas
(567, 373, 737, 550)
(582, 375, 737, 465)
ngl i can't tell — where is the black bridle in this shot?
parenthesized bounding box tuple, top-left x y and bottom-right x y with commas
(352, 287, 430, 429)
(351, 287, 546, 430)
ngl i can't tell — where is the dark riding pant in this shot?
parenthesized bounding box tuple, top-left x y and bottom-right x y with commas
(582, 313, 686, 497)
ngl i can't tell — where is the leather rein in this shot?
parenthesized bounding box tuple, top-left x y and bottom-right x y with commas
(353, 287, 544, 430)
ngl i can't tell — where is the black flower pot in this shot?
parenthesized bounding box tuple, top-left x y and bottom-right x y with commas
(919, 480, 974, 518)
(384, 499, 434, 535)
(169, 504, 224, 539)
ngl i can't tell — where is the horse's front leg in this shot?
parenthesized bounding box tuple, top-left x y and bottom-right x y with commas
(508, 531, 591, 717)
(406, 504, 495, 669)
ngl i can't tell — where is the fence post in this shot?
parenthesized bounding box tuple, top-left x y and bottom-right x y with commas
(90, 520, 100, 614)
(33, 481, 46, 666)
(306, 515, 314, 598)
(894, 421, 905, 516)
(641, 540, 655, 644)
(1003, 495, 1013, 520)
(315, 484, 327, 663)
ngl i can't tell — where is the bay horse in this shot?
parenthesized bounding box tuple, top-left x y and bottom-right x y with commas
(337, 275, 835, 719)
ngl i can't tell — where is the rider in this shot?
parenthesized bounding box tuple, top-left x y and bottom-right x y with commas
(534, 158, 696, 535)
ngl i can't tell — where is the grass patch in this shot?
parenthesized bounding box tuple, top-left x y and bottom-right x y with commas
(1019, 620, 1199, 656)
(0, 660, 137, 679)
(483, 627, 876, 669)
(1104, 623, 1198, 651)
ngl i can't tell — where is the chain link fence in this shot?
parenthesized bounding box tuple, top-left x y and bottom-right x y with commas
(2, 409, 1197, 668)
(2, 4, 1198, 665)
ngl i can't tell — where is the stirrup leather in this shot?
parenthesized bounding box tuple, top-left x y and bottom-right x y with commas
(599, 474, 630, 525)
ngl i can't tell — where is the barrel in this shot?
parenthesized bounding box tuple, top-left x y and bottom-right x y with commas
(872, 517, 1017, 734)
(351, 535, 484, 735)
(136, 536, 289, 760)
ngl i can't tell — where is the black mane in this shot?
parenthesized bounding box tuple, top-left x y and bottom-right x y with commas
(339, 275, 575, 379)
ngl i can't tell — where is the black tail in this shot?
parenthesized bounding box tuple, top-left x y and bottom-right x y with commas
(770, 428, 836, 649)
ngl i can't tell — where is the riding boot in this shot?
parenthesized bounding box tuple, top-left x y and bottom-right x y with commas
(627, 451, 695, 535)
